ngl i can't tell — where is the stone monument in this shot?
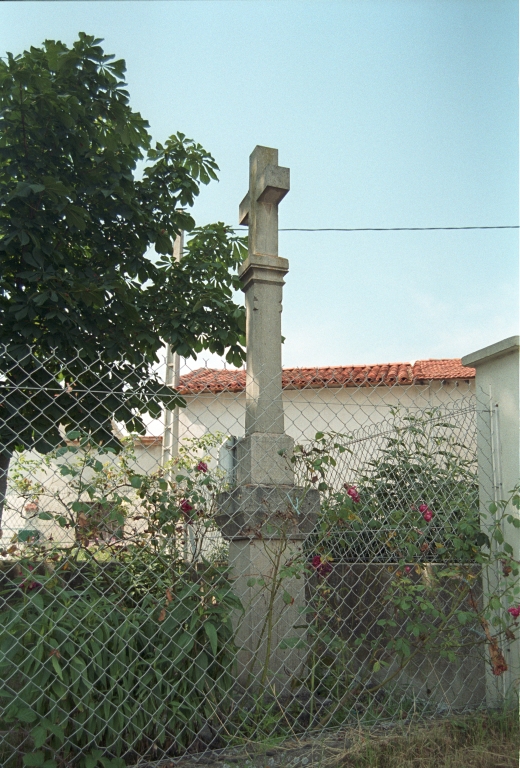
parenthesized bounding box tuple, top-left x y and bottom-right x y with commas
(217, 146, 319, 692)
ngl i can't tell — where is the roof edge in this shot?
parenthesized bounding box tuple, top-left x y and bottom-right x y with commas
(462, 336, 520, 368)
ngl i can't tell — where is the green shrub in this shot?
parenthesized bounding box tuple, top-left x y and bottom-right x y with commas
(0, 563, 239, 767)
(1, 431, 240, 767)
(294, 408, 484, 562)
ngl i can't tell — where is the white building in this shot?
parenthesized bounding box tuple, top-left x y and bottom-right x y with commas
(4, 358, 476, 542)
(175, 358, 476, 445)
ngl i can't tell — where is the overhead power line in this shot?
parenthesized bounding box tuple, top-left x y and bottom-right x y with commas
(277, 225, 519, 232)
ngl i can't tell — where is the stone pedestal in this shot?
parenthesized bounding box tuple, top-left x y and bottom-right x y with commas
(235, 432, 294, 486)
(217, 485, 319, 691)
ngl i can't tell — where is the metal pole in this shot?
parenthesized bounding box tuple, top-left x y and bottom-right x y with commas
(162, 233, 183, 468)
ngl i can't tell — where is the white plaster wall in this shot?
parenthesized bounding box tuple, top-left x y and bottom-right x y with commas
(462, 337, 519, 706)
(3, 442, 163, 543)
(178, 380, 475, 446)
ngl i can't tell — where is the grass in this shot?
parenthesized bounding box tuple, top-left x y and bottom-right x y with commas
(337, 709, 519, 768)
(0, 710, 518, 767)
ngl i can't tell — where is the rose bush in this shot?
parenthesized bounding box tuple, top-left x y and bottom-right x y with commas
(1, 432, 240, 766)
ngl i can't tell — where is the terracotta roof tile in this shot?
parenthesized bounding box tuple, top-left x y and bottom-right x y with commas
(177, 358, 475, 394)
(177, 368, 246, 394)
(412, 358, 475, 382)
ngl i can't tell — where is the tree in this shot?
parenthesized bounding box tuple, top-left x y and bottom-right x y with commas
(0, 33, 246, 526)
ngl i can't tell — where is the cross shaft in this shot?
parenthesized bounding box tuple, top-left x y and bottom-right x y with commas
(238, 146, 290, 436)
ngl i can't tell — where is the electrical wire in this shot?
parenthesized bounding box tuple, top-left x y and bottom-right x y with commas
(233, 224, 518, 232)
(277, 225, 519, 232)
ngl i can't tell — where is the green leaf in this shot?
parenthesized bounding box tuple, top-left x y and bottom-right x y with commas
(100, 758, 126, 768)
(71, 501, 90, 514)
(155, 233, 173, 255)
(31, 594, 44, 610)
(45, 721, 65, 744)
(204, 621, 218, 655)
(130, 475, 143, 489)
(246, 578, 256, 587)
(279, 636, 305, 649)
(65, 205, 88, 230)
(85, 752, 103, 768)
(51, 655, 64, 680)
(282, 591, 293, 605)
(23, 753, 45, 767)
(17, 708, 38, 724)
(30, 726, 48, 748)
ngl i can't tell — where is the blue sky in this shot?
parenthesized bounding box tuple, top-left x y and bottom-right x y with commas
(1, 0, 518, 367)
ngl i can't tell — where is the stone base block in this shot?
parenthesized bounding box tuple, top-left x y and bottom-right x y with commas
(217, 484, 319, 540)
(229, 537, 308, 691)
(235, 433, 295, 486)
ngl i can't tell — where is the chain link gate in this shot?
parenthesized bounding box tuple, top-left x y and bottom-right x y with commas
(0, 347, 517, 767)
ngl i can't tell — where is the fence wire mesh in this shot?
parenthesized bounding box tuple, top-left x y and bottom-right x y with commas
(0, 347, 517, 767)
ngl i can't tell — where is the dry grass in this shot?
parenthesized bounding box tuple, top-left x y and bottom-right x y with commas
(338, 710, 519, 768)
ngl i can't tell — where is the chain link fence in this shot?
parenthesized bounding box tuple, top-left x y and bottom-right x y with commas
(0, 347, 517, 767)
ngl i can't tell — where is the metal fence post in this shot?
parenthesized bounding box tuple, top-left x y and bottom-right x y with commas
(162, 233, 184, 468)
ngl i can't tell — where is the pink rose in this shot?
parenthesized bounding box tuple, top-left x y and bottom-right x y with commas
(422, 510, 433, 522)
(405, 566, 411, 574)
(418, 504, 429, 514)
(180, 499, 194, 514)
(508, 606, 520, 619)
(196, 462, 208, 473)
(344, 485, 360, 503)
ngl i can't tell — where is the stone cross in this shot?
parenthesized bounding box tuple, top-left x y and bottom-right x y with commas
(217, 146, 319, 693)
(239, 145, 290, 259)
(238, 146, 291, 446)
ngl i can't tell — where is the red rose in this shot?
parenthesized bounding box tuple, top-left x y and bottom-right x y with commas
(344, 485, 360, 503)
(311, 555, 332, 577)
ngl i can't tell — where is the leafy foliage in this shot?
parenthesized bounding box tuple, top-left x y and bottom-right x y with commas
(294, 409, 484, 562)
(0, 34, 246, 497)
(1, 433, 240, 766)
(288, 414, 520, 721)
(1, 577, 238, 767)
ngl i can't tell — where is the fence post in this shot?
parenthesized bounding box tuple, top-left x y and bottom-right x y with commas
(462, 335, 520, 706)
(162, 233, 184, 468)
(217, 146, 319, 693)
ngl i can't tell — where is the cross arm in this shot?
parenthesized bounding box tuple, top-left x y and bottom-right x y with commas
(256, 164, 290, 205)
(239, 192, 250, 226)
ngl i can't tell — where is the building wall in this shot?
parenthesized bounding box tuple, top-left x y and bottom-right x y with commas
(178, 380, 475, 446)
(4, 441, 163, 541)
(4, 380, 475, 541)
